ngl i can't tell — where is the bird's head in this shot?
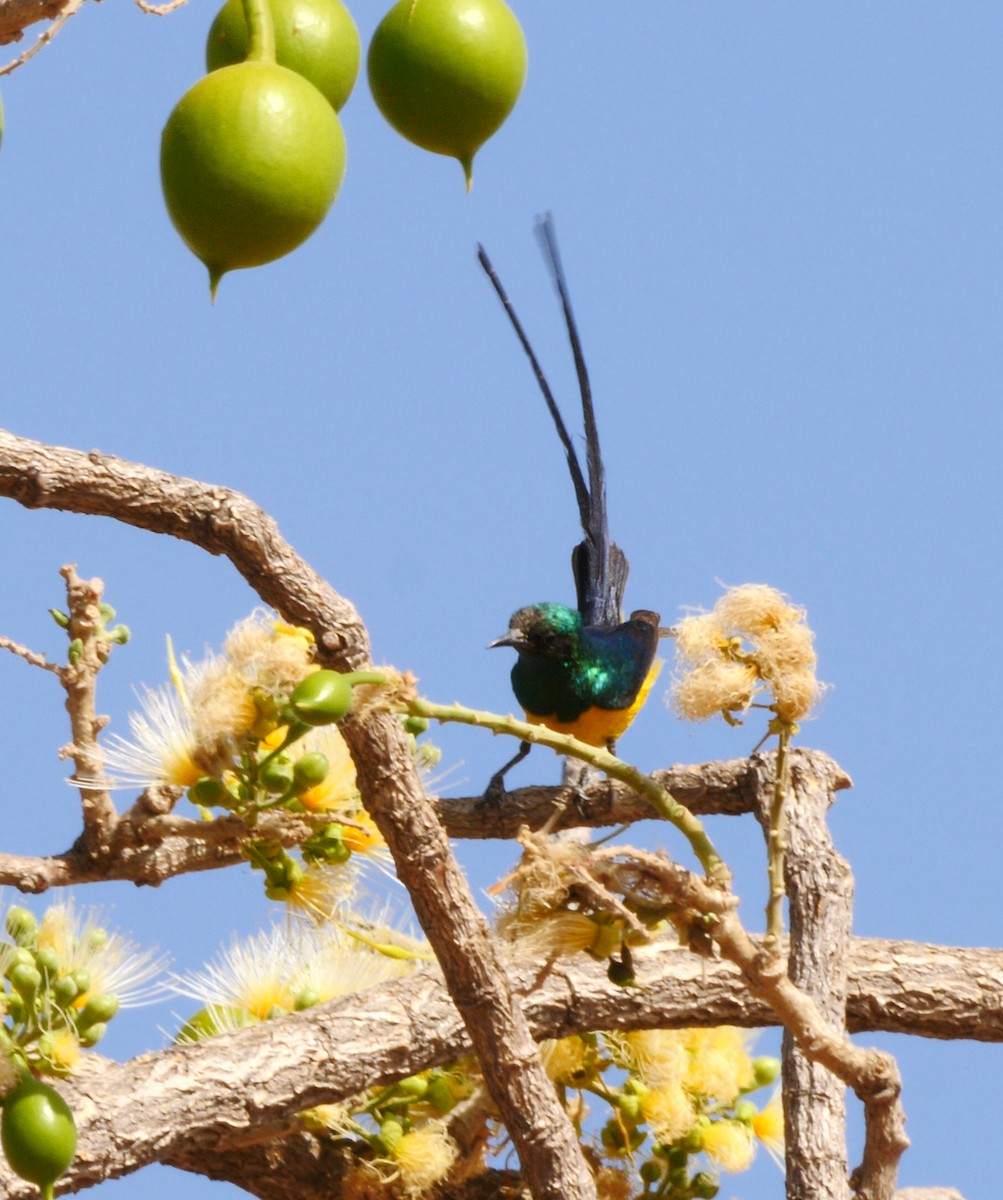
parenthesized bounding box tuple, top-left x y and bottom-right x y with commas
(489, 602, 582, 660)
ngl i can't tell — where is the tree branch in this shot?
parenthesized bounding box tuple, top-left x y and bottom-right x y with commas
(0, 429, 596, 1200)
(0, 935, 989, 1196)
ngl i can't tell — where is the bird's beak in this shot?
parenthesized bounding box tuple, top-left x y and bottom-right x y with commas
(488, 631, 523, 650)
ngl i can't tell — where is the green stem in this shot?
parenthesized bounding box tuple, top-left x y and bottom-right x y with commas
(763, 723, 791, 951)
(407, 697, 730, 888)
(343, 671, 388, 688)
(241, 0, 275, 63)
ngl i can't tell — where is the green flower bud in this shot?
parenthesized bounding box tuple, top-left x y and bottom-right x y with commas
(668, 1166, 690, 1190)
(189, 776, 227, 807)
(292, 751, 330, 790)
(106, 624, 131, 645)
(67, 638, 84, 666)
(600, 1119, 644, 1155)
(733, 1099, 757, 1125)
(6, 948, 35, 975)
(288, 671, 352, 725)
(402, 715, 428, 736)
(51, 977, 79, 1007)
(293, 989, 320, 1012)
(34, 949, 59, 979)
(414, 742, 442, 770)
(752, 1055, 781, 1088)
(9, 964, 41, 1001)
(425, 1075, 456, 1114)
(379, 1116, 404, 1154)
(85, 929, 107, 952)
(78, 1022, 107, 1048)
(48, 609, 70, 629)
(5, 908, 37, 947)
(259, 755, 294, 794)
(682, 1115, 711, 1154)
(638, 1159, 662, 1185)
(396, 1075, 428, 1100)
(98, 603, 116, 623)
(76, 993, 119, 1030)
(617, 1092, 641, 1121)
(70, 969, 91, 995)
(691, 1171, 720, 1199)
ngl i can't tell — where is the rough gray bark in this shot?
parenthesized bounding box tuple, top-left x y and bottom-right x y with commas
(753, 752, 856, 1199)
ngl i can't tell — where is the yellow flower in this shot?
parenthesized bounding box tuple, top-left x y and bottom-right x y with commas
(639, 1083, 697, 1144)
(752, 1089, 784, 1166)
(298, 725, 359, 813)
(36, 899, 167, 1009)
(701, 1117, 755, 1172)
(282, 862, 354, 924)
(39, 1029, 81, 1073)
(540, 1036, 594, 1086)
(101, 681, 202, 789)
(393, 1121, 458, 1194)
(223, 610, 315, 696)
(605, 1029, 688, 1087)
(171, 920, 422, 1033)
(101, 611, 318, 791)
(683, 1027, 754, 1105)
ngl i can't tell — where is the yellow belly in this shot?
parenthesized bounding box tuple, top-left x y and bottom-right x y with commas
(523, 659, 663, 747)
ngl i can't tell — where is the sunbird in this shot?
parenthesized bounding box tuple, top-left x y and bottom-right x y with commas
(479, 216, 662, 795)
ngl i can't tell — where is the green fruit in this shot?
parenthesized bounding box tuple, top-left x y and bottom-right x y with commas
(1, 1075, 76, 1200)
(288, 670, 353, 724)
(293, 750, 330, 788)
(206, 0, 360, 111)
(160, 61, 346, 299)
(259, 754, 294, 793)
(367, 0, 526, 188)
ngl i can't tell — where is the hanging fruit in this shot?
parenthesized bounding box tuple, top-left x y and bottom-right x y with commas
(367, 0, 526, 189)
(206, 0, 361, 112)
(1, 1074, 76, 1200)
(161, 0, 346, 298)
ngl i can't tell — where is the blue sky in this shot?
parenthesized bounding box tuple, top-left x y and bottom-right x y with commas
(1, 3, 1001, 1197)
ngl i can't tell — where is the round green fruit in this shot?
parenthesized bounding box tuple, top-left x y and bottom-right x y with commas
(206, 0, 360, 111)
(160, 61, 346, 299)
(367, 0, 526, 188)
(1, 1075, 76, 1200)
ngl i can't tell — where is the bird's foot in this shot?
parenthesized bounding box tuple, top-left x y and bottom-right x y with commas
(482, 740, 531, 805)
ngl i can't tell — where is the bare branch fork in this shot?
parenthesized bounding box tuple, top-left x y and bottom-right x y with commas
(0, 429, 974, 1199)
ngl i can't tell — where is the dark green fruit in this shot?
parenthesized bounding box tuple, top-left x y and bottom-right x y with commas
(206, 0, 360, 111)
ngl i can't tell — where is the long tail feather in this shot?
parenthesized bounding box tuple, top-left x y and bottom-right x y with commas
(478, 222, 627, 627)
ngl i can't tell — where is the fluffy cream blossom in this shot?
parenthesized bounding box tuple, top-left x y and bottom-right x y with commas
(671, 584, 823, 724)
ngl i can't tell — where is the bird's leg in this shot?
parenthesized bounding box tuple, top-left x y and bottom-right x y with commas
(483, 740, 532, 803)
